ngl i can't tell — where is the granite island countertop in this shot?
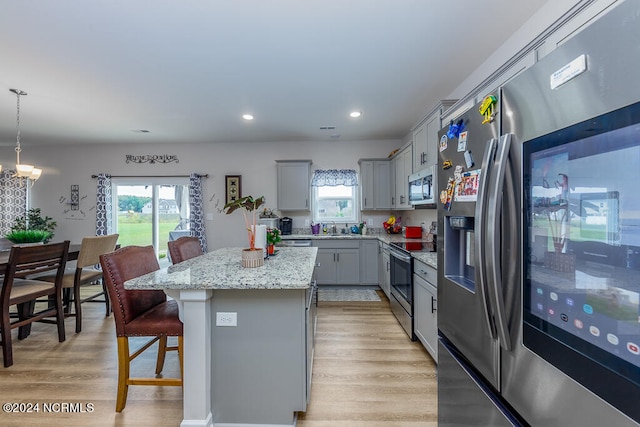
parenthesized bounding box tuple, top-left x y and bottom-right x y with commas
(124, 246, 318, 291)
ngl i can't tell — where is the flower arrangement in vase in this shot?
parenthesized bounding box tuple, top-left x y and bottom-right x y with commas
(224, 195, 266, 267)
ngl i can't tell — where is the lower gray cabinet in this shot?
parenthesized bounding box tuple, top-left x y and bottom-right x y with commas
(379, 242, 390, 298)
(313, 240, 360, 285)
(414, 259, 437, 362)
(360, 239, 379, 285)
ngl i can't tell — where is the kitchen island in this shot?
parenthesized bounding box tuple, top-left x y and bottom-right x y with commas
(125, 246, 318, 427)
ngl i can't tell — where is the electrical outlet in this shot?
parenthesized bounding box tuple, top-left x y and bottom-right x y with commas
(304, 219, 310, 226)
(216, 312, 237, 327)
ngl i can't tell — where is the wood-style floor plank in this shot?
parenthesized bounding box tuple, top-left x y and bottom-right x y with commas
(298, 294, 437, 427)
(0, 287, 436, 426)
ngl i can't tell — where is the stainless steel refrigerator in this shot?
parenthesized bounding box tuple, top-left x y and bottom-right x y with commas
(437, 0, 640, 425)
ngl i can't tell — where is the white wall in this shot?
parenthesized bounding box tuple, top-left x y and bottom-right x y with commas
(13, 139, 400, 250)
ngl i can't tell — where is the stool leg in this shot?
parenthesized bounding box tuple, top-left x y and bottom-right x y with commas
(116, 336, 130, 412)
(155, 335, 168, 375)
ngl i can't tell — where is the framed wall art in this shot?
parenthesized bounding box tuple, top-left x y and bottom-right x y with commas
(225, 175, 241, 205)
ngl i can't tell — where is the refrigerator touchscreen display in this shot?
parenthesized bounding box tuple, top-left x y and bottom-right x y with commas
(524, 102, 640, 384)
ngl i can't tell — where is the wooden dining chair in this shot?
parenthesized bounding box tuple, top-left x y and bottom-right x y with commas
(37, 234, 119, 333)
(0, 241, 70, 367)
(99, 245, 183, 412)
(167, 236, 203, 264)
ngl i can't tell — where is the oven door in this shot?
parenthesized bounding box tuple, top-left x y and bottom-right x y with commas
(390, 248, 413, 312)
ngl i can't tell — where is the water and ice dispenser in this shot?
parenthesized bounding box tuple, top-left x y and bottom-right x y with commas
(443, 216, 476, 292)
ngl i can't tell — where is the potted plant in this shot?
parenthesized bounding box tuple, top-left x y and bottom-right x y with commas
(266, 227, 282, 255)
(6, 208, 57, 244)
(224, 195, 266, 267)
(5, 229, 52, 245)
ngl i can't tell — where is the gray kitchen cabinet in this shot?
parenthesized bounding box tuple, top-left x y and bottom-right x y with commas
(378, 241, 390, 299)
(392, 144, 413, 210)
(359, 239, 379, 285)
(358, 159, 392, 210)
(413, 100, 457, 172)
(313, 240, 360, 285)
(276, 160, 311, 211)
(413, 259, 437, 362)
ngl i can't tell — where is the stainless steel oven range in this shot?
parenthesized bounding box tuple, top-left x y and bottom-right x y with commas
(389, 241, 436, 340)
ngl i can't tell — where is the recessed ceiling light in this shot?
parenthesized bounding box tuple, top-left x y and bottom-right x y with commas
(349, 111, 362, 118)
(242, 114, 254, 121)
(132, 129, 151, 133)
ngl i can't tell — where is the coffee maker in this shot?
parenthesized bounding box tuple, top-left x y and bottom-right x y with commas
(280, 217, 293, 235)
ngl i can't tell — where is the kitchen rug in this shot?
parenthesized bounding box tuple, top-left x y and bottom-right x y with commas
(317, 288, 381, 302)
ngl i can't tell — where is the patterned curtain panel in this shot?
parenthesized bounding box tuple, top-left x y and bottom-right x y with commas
(311, 169, 358, 187)
(0, 172, 27, 235)
(189, 173, 208, 252)
(95, 173, 113, 236)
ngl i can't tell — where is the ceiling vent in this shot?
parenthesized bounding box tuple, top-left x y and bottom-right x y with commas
(319, 126, 336, 130)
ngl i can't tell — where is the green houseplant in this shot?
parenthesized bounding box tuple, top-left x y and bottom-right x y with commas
(6, 208, 57, 244)
(224, 195, 266, 267)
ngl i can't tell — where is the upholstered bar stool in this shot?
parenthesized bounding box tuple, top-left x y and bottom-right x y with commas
(99, 245, 183, 412)
(167, 236, 203, 264)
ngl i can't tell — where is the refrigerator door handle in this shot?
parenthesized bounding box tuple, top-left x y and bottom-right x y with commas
(486, 133, 512, 351)
(474, 137, 498, 339)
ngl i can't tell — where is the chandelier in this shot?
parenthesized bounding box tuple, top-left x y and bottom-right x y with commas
(10, 88, 42, 182)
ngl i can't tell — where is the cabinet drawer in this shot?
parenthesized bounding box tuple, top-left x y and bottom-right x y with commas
(313, 240, 360, 249)
(413, 259, 436, 285)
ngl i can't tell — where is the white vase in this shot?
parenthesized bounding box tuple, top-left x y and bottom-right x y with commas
(242, 248, 264, 268)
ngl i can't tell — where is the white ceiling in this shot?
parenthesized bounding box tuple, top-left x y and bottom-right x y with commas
(0, 1, 548, 146)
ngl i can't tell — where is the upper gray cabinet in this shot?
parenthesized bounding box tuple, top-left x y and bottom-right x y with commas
(276, 160, 312, 211)
(358, 159, 392, 210)
(413, 100, 457, 172)
(393, 145, 413, 210)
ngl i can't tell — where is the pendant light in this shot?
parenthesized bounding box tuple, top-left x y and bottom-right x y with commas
(10, 88, 42, 182)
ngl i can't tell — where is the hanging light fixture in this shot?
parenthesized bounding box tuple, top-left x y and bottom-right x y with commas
(10, 88, 42, 182)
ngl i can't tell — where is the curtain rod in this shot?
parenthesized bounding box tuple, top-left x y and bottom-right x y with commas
(91, 174, 208, 179)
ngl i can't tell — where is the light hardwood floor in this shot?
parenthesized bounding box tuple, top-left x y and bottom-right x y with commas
(0, 287, 436, 426)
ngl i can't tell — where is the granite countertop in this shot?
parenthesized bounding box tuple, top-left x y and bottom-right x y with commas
(413, 252, 437, 269)
(124, 247, 318, 291)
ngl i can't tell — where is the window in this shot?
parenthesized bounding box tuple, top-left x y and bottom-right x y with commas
(111, 178, 189, 265)
(311, 169, 359, 223)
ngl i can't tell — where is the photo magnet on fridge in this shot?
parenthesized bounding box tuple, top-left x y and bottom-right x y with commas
(457, 131, 468, 151)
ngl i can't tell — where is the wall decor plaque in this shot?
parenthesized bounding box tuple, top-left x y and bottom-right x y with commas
(225, 175, 241, 205)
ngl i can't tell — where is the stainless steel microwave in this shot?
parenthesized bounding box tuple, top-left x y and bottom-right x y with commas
(409, 165, 436, 207)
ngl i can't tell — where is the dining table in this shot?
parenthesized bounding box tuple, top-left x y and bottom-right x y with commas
(0, 239, 82, 270)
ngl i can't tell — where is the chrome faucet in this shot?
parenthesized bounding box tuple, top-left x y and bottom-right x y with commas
(329, 221, 337, 235)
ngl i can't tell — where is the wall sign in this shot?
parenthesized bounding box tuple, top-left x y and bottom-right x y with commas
(125, 154, 179, 164)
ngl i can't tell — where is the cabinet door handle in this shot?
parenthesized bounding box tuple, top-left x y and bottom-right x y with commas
(431, 296, 437, 313)
(386, 261, 390, 271)
(392, 197, 395, 205)
(336, 253, 340, 262)
(364, 197, 367, 206)
(333, 253, 336, 262)
(306, 199, 309, 208)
